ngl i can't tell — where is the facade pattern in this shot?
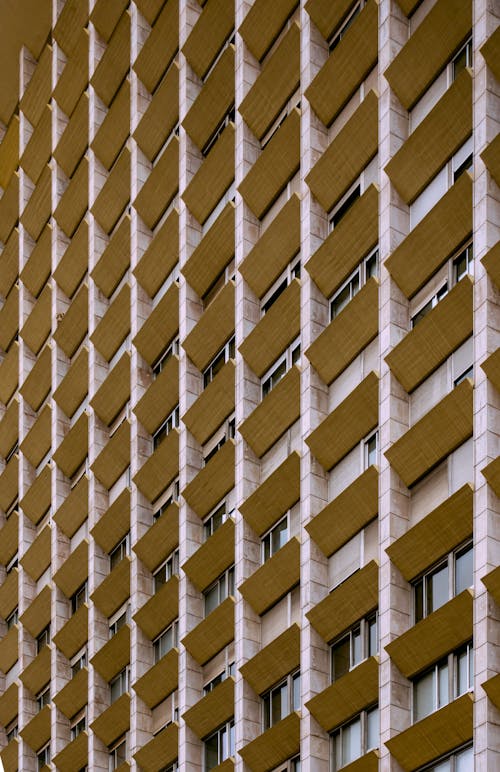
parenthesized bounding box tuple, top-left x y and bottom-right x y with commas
(0, 0, 498, 770)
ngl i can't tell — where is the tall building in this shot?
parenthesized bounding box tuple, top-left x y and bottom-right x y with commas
(0, 0, 498, 770)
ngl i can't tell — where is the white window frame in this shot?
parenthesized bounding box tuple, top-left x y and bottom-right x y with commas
(260, 255, 300, 316)
(153, 620, 179, 663)
(204, 720, 235, 769)
(203, 661, 235, 695)
(261, 338, 300, 399)
(413, 540, 473, 623)
(153, 478, 179, 521)
(262, 671, 300, 730)
(330, 706, 379, 770)
(363, 432, 378, 469)
(204, 567, 235, 617)
(153, 549, 179, 592)
(109, 533, 130, 571)
(37, 743, 51, 770)
(70, 709, 86, 740)
(204, 500, 233, 540)
(417, 743, 473, 772)
(328, 155, 378, 231)
(330, 613, 378, 682)
(261, 514, 289, 563)
(203, 337, 236, 388)
(71, 581, 87, 614)
(412, 643, 473, 723)
(202, 414, 236, 465)
(410, 242, 473, 326)
(70, 647, 87, 677)
(36, 685, 51, 711)
(153, 405, 179, 450)
(153, 338, 180, 377)
(110, 668, 129, 704)
(109, 603, 130, 638)
(109, 735, 127, 771)
(329, 248, 378, 321)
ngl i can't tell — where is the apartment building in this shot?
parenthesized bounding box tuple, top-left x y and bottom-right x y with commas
(0, 0, 498, 770)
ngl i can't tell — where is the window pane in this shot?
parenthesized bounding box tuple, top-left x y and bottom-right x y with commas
(331, 284, 351, 318)
(352, 627, 362, 666)
(332, 636, 350, 681)
(414, 670, 434, 720)
(368, 616, 378, 657)
(367, 707, 379, 750)
(342, 717, 361, 765)
(293, 673, 300, 711)
(438, 661, 449, 708)
(271, 519, 288, 554)
(205, 585, 218, 615)
(205, 733, 219, 769)
(271, 684, 285, 725)
(455, 745, 473, 771)
(455, 546, 473, 594)
(414, 579, 424, 622)
(428, 563, 448, 614)
(457, 648, 469, 695)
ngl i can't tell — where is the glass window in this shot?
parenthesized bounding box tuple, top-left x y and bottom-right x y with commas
(109, 534, 130, 571)
(262, 516, 289, 562)
(330, 250, 378, 321)
(110, 669, 129, 703)
(331, 707, 378, 770)
(37, 744, 50, 770)
(413, 543, 472, 623)
(262, 672, 300, 730)
(71, 714, 86, 740)
(37, 626, 50, 653)
(204, 721, 235, 770)
(413, 645, 473, 724)
(37, 686, 50, 711)
(109, 607, 129, 637)
(261, 339, 300, 398)
(71, 582, 87, 614)
(203, 338, 235, 388)
(6, 608, 18, 630)
(331, 615, 378, 682)
(261, 257, 301, 314)
(109, 737, 127, 770)
(204, 502, 230, 540)
(153, 622, 178, 663)
(152, 338, 179, 377)
(153, 406, 179, 449)
(204, 568, 235, 617)
(153, 479, 179, 521)
(153, 550, 179, 592)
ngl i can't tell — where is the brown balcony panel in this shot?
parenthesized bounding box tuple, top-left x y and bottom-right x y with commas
(239, 0, 298, 61)
(239, 23, 299, 141)
(306, 0, 377, 127)
(182, 439, 234, 519)
(52, 412, 88, 479)
(0, 115, 19, 190)
(133, 137, 178, 231)
(0, 227, 18, 300)
(20, 524, 51, 582)
(91, 624, 130, 682)
(482, 564, 500, 606)
(20, 464, 52, 526)
(19, 584, 51, 638)
(239, 537, 300, 615)
(183, 281, 234, 371)
(19, 644, 51, 696)
(133, 282, 179, 366)
(240, 450, 300, 537)
(52, 731, 88, 772)
(91, 79, 130, 171)
(0, 398, 18, 460)
(133, 575, 179, 641)
(482, 455, 500, 499)
(0, 625, 18, 674)
(133, 0, 178, 93)
(133, 722, 179, 772)
(0, 510, 18, 566)
(0, 283, 19, 351)
(385, 694, 473, 771)
(91, 488, 130, 554)
(20, 404, 52, 469)
(307, 560, 378, 643)
(53, 0, 88, 56)
(0, 454, 18, 514)
(306, 90, 378, 213)
(182, 0, 233, 79)
(133, 429, 179, 502)
(133, 647, 178, 708)
(183, 677, 234, 739)
(21, 165, 51, 242)
(183, 361, 235, 446)
(20, 704, 51, 753)
(90, 283, 130, 362)
(135, 0, 165, 24)
(239, 711, 300, 772)
(133, 209, 179, 298)
(52, 604, 89, 660)
(20, 284, 51, 355)
(53, 30, 89, 118)
(385, 379, 473, 488)
(306, 371, 379, 471)
(386, 590, 473, 679)
(239, 194, 300, 300)
(238, 108, 300, 220)
(240, 623, 300, 696)
(133, 502, 179, 573)
(306, 656, 378, 733)
(306, 466, 378, 558)
(306, 277, 379, 385)
(90, 693, 130, 747)
(53, 219, 88, 299)
(133, 64, 179, 162)
(242, 367, 300, 457)
(91, 148, 130, 236)
(20, 44, 52, 126)
(182, 596, 234, 666)
(0, 342, 19, 406)
(384, 0, 472, 110)
(20, 224, 51, 298)
(20, 105, 51, 185)
(91, 0, 128, 42)
(90, 11, 130, 107)
(387, 484, 473, 582)
(183, 517, 235, 592)
(482, 673, 500, 711)
(305, 0, 353, 41)
(53, 474, 89, 538)
(54, 91, 89, 178)
(134, 355, 178, 435)
(91, 352, 131, 426)
(0, 738, 19, 772)
(20, 343, 52, 412)
(53, 540, 89, 599)
(481, 132, 500, 188)
(0, 682, 18, 728)
(481, 24, 500, 83)
(54, 156, 89, 239)
(90, 557, 131, 618)
(182, 124, 234, 225)
(385, 277, 473, 393)
(386, 69, 472, 204)
(482, 346, 500, 395)
(91, 420, 130, 490)
(92, 216, 130, 298)
(0, 174, 19, 246)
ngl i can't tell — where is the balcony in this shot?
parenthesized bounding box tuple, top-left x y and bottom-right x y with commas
(91, 624, 130, 683)
(482, 347, 500, 396)
(21, 164, 51, 242)
(482, 564, 500, 607)
(239, 537, 300, 615)
(306, 466, 378, 558)
(91, 147, 130, 235)
(91, 557, 130, 618)
(20, 644, 51, 697)
(133, 0, 178, 93)
(91, 0, 127, 42)
(387, 484, 472, 582)
(386, 277, 473, 393)
(386, 590, 473, 678)
(20, 404, 51, 469)
(305, 0, 356, 42)
(91, 353, 130, 426)
(386, 69, 472, 204)
(54, 280, 89, 357)
(385, 172, 472, 298)
(133, 648, 178, 708)
(54, 155, 88, 239)
(0, 227, 18, 303)
(306, 657, 378, 733)
(0, 174, 18, 246)
(385, 379, 473, 488)
(90, 693, 130, 748)
(91, 79, 130, 171)
(91, 420, 130, 490)
(20, 44, 51, 125)
(133, 502, 179, 573)
(21, 104, 51, 186)
(54, 91, 89, 178)
(239, 0, 297, 61)
(53, 474, 88, 538)
(20, 224, 51, 298)
(0, 341, 18, 405)
(183, 281, 234, 371)
(133, 575, 178, 641)
(240, 624, 300, 696)
(183, 677, 234, 739)
(53, 29, 89, 118)
(20, 584, 51, 639)
(91, 488, 130, 555)
(0, 738, 18, 772)
(133, 722, 178, 772)
(53, 412, 88, 479)
(53, 540, 89, 599)
(0, 283, 19, 351)
(0, 510, 18, 566)
(133, 64, 179, 162)
(53, 219, 88, 299)
(133, 136, 179, 230)
(20, 704, 51, 753)
(52, 731, 88, 772)
(133, 209, 179, 297)
(20, 463, 51, 526)
(481, 24, 500, 81)
(239, 365, 300, 458)
(133, 282, 178, 366)
(182, 0, 233, 79)
(182, 439, 234, 518)
(306, 91, 378, 213)
(183, 361, 235, 445)
(183, 517, 235, 592)
(133, 428, 179, 502)
(385, 694, 473, 771)
(239, 194, 299, 299)
(20, 524, 51, 581)
(52, 604, 88, 660)
(182, 124, 235, 225)
(20, 343, 52, 412)
(182, 596, 235, 666)
(0, 453, 18, 513)
(91, 11, 130, 106)
(0, 115, 19, 190)
(240, 450, 300, 536)
(482, 455, 500, 499)
(21, 284, 51, 355)
(306, 371, 379, 471)
(482, 673, 500, 711)
(134, 355, 178, 434)
(306, 0, 377, 127)
(90, 283, 130, 362)
(92, 217, 130, 298)
(0, 398, 18, 460)
(239, 108, 300, 220)
(307, 560, 378, 644)
(239, 711, 300, 772)
(240, 22, 299, 141)
(384, 0, 472, 110)
(0, 682, 18, 729)
(306, 277, 379, 385)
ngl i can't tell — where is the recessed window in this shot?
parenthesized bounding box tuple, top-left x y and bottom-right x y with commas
(203, 662, 235, 695)
(452, 38, 473, 81)
(71, 649, 87, 677)
(413, 542, 472, 623)
(153, 622, 178, 663)
(331, 614, 378, 682)
(261, 339, 300, 398)
(153, 338, 179, 378)
(203, 415, 235, 465)
(413, 643, 473, 722)
(109, 534, 130, 571)
(6, 608, 18, 630)
(364, 433, 378, 469)
(153, 405, 179, 450)
(263, 671, 300, 729)
(110, 668, 129, 703)
(71, 712, 86, 740)
(331, 706, 378, 770)
(204, 567, 235, 617)
(37, 744, 50, 770)
(109, 736, 127, 770)
(202, 106, 235, 157)
(153, 549, 179, 592)
(6, 721, 17, 743)
(204, 720, 235, 770)
(202, 258, 235, 309)
(417, 744, 472, 772)
(203, 337, 235, 388)
(153, 479, 179, 521)
(36, 626, 50, 653)
(71, 582, 87, 614)
(260, 257, 300, 315)
(330, 249, 378, 321)
(328, 1, 364, 52)
(109, 606, 129, 637)
(204, 502, 232, 540)
(36, 686, 50, 711)
(411, 283, 448, 327)
(261, 516, 288, 562)
(453, 243, 473, 283)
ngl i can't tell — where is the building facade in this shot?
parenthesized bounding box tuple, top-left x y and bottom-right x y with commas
(0, 0, 499, 770)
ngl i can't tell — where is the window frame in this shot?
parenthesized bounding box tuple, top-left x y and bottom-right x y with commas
(109, 735, 127, 770)
(261, 514, 289, 563)
(153, 620, 179, 664)
(261, 338, 300, 399)
(329, 247, 379, 321)
(412, 642, 474, 723)
(327, 1, 365, 52)
(109, 533, 130, 571)
(110, 668, 130, 704)
(153, 405, 179, 450)
(413, 540, 473, 623)
(203, 662, 235, 695)
(203, 567, 235, 617)
(153, 478, 179, 521)
(204, 719, 235, 770)
(71, 582, 87, 614)
(330, 705, 379, 771)
(203, 500, 233, 540)
(410, 242, 473, 327)
(262, 671, 301, 730)
(260, 256, 300, 316)
(203, 337, 236, 389)
(153, 549, 179, 593)
(330, 613, 378, 682)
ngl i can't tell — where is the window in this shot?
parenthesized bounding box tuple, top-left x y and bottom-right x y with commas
(413, 644, 473, 722)
(413, 542, 473, 623)
(71, 649, 87, 677)
(203, 182, 236, 234)
(453, 243, 473, 283)
(204, 720, 235, 770)
(37, 744, 50, 770)
(364, 433, 378, 468)
(153, 622, 178, 663)
(410, 243, 473, 327)
(203, 106, 235, 157)
(418, 744, 473, 771)
(6, 553, 18, 574)
(153, 338, 179, 377)
(452, 38, 473, 81)
(71, 582, 87, 614)
(203, 337, 235, 388)
(37, 626, 50, 653)
(109, 736, 127, 770)
(153, 405, 179, 449)
(328, 1, 364, 52)
(204, 567, 235, 616)
(6, 721, 17, 743)
(331, 706, 379, 770)
(153, 550, 179, 592)
(261, 257, 300, 315)
(109, 534, 130, 570)
(262, 516, 288, 562)
(330, 249, 378, 320)
(204, 501, 232, 540)
(203, 415, 235, 465)
(153, 479, 179, 521)
(110, 668, 129, 703)
(411, 283, 448, 326)
(262, 339, 300, 398)
(263, 672, 300, 729)
(37, 686, 50, 711)
(109, 606, 129, 637)
(330, 185, 360, 229)
(331, 615, 378, 681)
(204, 662, 235, 695)
(71, 712, 86, 740)
(6, 608, 18, 630)
(202, 258, 235, 309)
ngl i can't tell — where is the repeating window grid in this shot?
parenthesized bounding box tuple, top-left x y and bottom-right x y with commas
(413, 541, 473, 623)
(330, 614, 378, 682)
